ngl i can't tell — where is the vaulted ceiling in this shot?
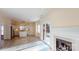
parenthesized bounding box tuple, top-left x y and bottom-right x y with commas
(0, 8, 50, 22)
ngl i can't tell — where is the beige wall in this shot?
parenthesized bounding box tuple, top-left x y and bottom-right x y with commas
(43, 8, 79, 27)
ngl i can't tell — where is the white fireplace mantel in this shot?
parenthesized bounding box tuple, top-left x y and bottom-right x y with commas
(55, 34, 79, 51)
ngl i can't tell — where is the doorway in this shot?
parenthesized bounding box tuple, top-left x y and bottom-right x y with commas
(42, 23, 51, 45)
(43, 24, 45, 40)
(11, 26, 15, 39)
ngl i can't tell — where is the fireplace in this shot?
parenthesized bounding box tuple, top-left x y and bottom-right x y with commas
(56, 38, 72, 51)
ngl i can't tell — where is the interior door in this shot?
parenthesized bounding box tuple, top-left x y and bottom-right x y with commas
(11, 26, 13, 39)
(43, 24, 45, 40)
(11, 26, 15, 39)
(43, 23, 51, 46)
(45, 24, 51, 45)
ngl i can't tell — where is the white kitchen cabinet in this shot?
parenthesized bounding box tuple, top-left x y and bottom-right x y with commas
(19, 31, 27, 37)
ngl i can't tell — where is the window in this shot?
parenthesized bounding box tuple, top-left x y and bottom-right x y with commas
(19, 26, 28, 31)
(1, 25, 4, 35)
(36, 24, 40, 33)
(20, 26, 25, 30)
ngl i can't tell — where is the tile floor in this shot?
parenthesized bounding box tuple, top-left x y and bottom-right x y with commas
(0, 41, 50, 51)
(1, 36, 40, 49)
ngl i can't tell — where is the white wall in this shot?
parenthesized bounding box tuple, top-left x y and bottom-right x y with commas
(4, 25, 11, 39)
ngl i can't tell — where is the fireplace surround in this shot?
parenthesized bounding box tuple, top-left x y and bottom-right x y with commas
(56, 38, 72, 51)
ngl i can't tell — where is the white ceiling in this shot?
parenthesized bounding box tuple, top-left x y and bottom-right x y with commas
(0, 8, 50, 22)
